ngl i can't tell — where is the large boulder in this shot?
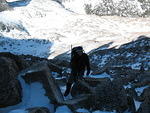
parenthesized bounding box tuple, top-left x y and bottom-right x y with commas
(22, 63, 90, 112)
(19, 54, 62, 75)
(71, 78, 129, 112)
(71, 77, 110, 97)
(0, 52, 24, 70)
(93, 78, 128, 112)
(0, 57, 22, 107)
(22, 63, 64, 104)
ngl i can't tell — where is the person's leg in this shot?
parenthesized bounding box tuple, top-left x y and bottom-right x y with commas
(80, 69, 85, 77)
(64, 71, 77, 96)
(77, 69, 85, 80)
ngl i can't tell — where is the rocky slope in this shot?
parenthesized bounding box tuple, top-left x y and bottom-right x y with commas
(0, 35, 149, 113)
(0, 0, 150, 113)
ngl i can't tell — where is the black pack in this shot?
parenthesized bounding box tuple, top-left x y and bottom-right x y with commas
(71, 46, 83, 58)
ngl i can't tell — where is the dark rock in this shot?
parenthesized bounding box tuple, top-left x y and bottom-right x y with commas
(71, 78, 129, 112)
(71, 81, 91, 97)
(49, 58, 70, 68)
(27, 107, 51, 113)
(19, 54, 62, 75)
(0, 0, 11, 12)
(126, 88, 138, 100)
(127, 96, 136, 113)
(0, 52, 24, 70)
(137, 96, 150, 113)
(135, 87, 150, 113)
(71, 77, 110, 97)
(95, 79, 128, 112)
(89, 37, 150, 75)
(140, 87, 150, 101)
(134, 71, 150, 88)
(0, 57, 22, 107)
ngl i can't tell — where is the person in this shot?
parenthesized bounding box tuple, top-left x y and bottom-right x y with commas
(64, 46, 90, 97)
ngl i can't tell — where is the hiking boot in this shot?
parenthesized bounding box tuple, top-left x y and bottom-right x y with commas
(64, 90, 70, 97)
(64, 83, 72, 97)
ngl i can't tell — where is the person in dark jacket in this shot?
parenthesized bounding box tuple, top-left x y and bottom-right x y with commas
(64, 46, 90, 97)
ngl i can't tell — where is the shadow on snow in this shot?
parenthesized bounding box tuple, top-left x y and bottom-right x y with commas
(8, 0, 32, 7)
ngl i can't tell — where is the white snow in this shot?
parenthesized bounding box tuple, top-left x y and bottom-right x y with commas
(100, 55, 111, 66)
(131, 62, 141, 70)
(59, 85, 73, 100)
(76, 108, 90, 113)
(135, 86, 149, 96)
(61, 0, 86, 14)
(60, 85, 66, 94)
(26, 83, 51, 108)
(55, 106, 72, 113)
(134, 99, 142, 111)
(92, 110, 116, 113)
(0, 0, 150, 59)
(126, 53, 134, 57)
(89, 72, 113, 80)
(123, 83, 132, 89)
(8, 109, 28, 113)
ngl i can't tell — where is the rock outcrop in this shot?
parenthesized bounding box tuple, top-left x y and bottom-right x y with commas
(89, 37, 150, 74)
(0, 0, 11, 12)
(0, 36, 149, 112)
(0, 56, 22, 107)
(71, 78, 130, 112)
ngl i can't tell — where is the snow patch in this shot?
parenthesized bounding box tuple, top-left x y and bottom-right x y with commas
(92, 110, 116, 113)
(89, 72, 113, 80)
(134, 99, 142, 111)
(60, 85, 66, 94)
(55, 106, 72, 113)
(124, 83, 132, 89)
(131, 62, 141, 70)
(76, 108, 90, 113)
(8, 109, 28, 113)
(0, 37, 53, 58)
(135, 86, 149, 96)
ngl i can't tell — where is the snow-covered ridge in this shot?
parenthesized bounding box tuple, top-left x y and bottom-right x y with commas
(59, 0, 150, 17)
(0, 0, 150, 59)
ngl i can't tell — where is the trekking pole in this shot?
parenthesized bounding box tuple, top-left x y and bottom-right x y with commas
(69, 44, 73, 79)
(71, 44, 72, 58)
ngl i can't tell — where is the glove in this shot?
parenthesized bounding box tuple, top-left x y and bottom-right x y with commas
(86, 70, 90, 76)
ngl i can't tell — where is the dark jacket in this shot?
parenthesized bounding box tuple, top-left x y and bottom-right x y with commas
(71, 53, 90, 72)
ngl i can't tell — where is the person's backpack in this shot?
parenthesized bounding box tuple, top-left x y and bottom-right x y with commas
(71, 46, 83, 59)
